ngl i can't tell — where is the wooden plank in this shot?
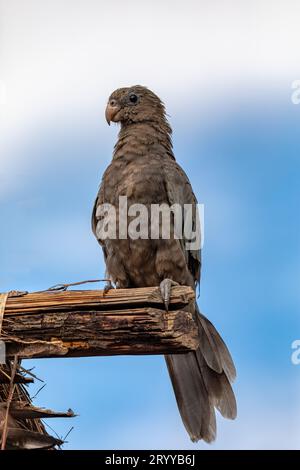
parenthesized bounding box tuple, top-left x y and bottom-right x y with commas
(5, 286, 195, 315)
(1, 286, 198, 359)
(6, 403, 75, 420)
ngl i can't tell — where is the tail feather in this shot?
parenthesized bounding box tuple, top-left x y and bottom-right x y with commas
(196, 349, 237, 420)
(197, 314, 223, 374)
(165, 353, 216, 443)
(198, 312, 236, 382)
(165, 306, 237, 442)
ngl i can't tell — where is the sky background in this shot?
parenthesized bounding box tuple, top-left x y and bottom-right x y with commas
(1, 0, 300, 449)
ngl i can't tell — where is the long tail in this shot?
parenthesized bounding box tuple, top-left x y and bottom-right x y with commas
(165, 305, 237, 443)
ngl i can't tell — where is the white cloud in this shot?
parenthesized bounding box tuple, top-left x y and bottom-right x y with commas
(1, 0, 299, 197)
(1, 0, 300, 137)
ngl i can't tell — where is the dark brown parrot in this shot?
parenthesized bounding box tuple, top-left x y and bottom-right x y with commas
(92, 85, 236, 442)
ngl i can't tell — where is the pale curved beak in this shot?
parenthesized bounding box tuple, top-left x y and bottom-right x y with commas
(105, 104, 120, 125)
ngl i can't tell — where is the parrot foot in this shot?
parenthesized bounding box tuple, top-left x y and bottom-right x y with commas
(159, 278, 179, 312)
(103, 280, 115, 296)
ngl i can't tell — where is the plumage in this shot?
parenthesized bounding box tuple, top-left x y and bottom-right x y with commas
(92, 85, 236, 442)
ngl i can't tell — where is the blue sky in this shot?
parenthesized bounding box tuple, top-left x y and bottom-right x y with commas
(1, 0, 300, 449)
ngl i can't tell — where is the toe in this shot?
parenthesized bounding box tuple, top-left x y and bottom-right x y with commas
(160, 278, 177, 312)
(103, 280, 114, 296)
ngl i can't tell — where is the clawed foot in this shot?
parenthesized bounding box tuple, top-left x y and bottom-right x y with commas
(102, 280, 123, 296)
(103, 280, 115, 296)
(160, 278, 179, 311)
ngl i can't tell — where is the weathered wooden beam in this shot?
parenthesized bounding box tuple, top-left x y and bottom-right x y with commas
(6, 403, 75, 420)
(1, 286, 197, 359)
(3, 427, 63, 450)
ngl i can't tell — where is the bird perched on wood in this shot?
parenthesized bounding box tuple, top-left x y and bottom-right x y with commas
(92, 85, 237, 442)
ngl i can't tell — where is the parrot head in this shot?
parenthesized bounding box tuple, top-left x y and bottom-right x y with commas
(105, 85, 167, 127)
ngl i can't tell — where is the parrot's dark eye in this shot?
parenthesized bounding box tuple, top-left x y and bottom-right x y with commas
(129, 93, 138, 104)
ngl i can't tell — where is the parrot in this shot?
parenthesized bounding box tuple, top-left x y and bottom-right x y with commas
(92, 85, 236, 442)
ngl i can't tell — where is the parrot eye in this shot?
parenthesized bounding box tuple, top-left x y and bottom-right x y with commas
(129, 93, 138, 104)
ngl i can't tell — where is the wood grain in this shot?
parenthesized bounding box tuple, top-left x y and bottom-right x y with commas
(1, 286, 197, 359)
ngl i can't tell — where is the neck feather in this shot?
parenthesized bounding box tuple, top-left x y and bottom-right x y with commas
(113, 121, 174, 160)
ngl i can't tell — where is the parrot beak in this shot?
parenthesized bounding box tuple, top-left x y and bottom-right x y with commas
(105, 103, 120, 125)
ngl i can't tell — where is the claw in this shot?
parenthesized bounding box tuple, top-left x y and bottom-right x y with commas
(159, 278, 178, 311)
(103, 280, 114, 296)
